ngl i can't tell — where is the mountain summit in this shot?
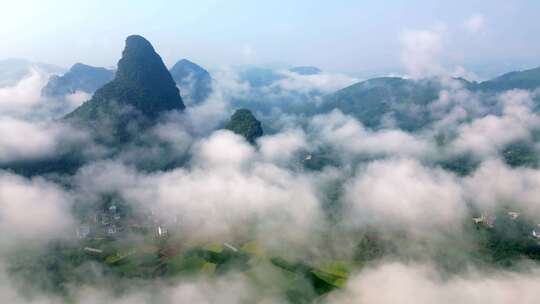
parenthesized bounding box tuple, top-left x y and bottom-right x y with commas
(170, 59, 212, 105)
(66, 35, 185, 143)
(225, 109, 263, 143)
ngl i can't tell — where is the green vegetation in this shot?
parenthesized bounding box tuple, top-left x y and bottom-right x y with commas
(0, 150, 86, 177)
(9, 206, 540, 303)
(477, 66, 540, 92)
(502, 141, 539, 168)
(225, 108, 264, 143)
(318, 77, 442, 131)
(438, 153, 481, 176)
(303, 153, 338, 171)
(270, 258, 335, 301)
(8, 236, 354, 302)
(316, 67, 540, 132)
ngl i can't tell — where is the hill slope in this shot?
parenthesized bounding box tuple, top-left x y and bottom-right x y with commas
(319, 77, 443, 130)
(477, 66, 540, 92)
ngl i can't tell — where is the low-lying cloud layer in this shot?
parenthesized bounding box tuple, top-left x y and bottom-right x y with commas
(0, 172, 75, 246)
(328, 262, 540, 304)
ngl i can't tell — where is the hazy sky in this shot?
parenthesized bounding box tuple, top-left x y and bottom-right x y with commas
(1, 0, 540, 76)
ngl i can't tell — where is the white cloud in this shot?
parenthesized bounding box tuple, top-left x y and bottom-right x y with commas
(311, 110, 434, 159)
(0, 172, 75, 246)
(451, 90, 540, 157)
(451, 65, 481, 82)
(72, 273, 282, 304)
(151, 112, 194, 155)
(464, 159, 540, 216)
(343, 158, 466, 234)
(0, 69, 47, 116)
(182, 68, 249, 135)
(464, 14, 486, 33)
(400, 29, 445, 78)
(0, 67, 90, 120)
(272, 70, 358, 94)
(429, 80, 487, 131)
(73, 133, 324, 244)
(0, 117, 89, 163)
(328, 262, 540, 304)
(0, 267, 62, 303)
(193, 130, 255, 169)
(259, 129, 307, 163)
(65, 90, 91, 109)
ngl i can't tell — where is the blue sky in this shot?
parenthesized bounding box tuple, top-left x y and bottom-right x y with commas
(1, 0, 539, 76)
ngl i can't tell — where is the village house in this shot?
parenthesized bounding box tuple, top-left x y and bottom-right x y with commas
(76, 224, 91, 239)
(508, 211, 520, 220)
(472, 214, 496, 228)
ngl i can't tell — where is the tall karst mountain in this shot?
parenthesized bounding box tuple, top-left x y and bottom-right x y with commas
(170, 59, 212, 105)
(66, 35, 185, 144)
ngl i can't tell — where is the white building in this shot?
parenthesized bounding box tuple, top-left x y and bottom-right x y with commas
(156, 226, 168, 238)
(84, 247, 103, 254)
(107, 225, 117, 235)
(76, 224, 90, 239)
(508, 211, 520, 220)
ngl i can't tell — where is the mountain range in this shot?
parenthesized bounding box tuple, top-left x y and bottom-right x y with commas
(2, 34, 540, 175)
(476, 66, 540, 92)
(317, 68, 540, 131)
(38, 56, 213, 107)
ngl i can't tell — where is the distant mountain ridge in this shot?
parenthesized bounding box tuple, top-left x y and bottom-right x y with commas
(319, 77, 441, 130)
(239, 67, 286, 87)
(289, 66, 322, 75)
(476, 66, 540, 92)
(318, 66, 540, 131)
(41, 63, 114, 97)
(170, 59, 212, 105)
